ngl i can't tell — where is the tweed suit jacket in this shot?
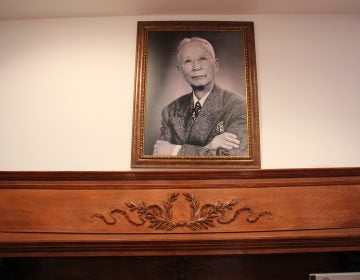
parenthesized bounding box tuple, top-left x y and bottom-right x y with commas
(158, 85, 248, 156)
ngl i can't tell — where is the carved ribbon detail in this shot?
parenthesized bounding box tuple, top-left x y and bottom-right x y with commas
(91, 193, 272, 231)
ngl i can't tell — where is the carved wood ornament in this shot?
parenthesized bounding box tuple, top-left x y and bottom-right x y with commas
(152, 258, 213, 280)
(2, 169, 360, 256)
(91, 193, 272, 231)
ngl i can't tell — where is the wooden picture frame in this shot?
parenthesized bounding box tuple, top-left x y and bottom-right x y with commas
(131, 21, 260, 169)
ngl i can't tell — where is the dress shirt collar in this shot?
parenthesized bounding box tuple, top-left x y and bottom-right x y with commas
(192, 86, 213, 107)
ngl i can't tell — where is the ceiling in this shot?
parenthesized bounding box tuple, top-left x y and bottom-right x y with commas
(0, 0, 360, 19)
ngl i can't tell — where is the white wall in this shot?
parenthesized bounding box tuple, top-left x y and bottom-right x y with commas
(0, 15, 359, 170)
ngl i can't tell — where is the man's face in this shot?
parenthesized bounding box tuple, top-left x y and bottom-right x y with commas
(177, 42, 219, 89)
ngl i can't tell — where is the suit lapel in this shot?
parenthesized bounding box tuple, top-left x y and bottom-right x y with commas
(171, 93, 194, 143)
(189, 86, 224, 144)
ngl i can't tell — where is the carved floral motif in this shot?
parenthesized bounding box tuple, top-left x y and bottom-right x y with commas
(91, 193, 272, 231)
(152, 258, 213, 280)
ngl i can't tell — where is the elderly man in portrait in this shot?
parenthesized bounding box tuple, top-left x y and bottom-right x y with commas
(153, 37, 248, 157)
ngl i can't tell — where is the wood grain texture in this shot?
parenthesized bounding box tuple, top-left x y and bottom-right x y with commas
(0, 168, 360, 257)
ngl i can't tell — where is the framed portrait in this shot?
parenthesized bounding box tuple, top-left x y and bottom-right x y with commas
(131, 21, 260, 169)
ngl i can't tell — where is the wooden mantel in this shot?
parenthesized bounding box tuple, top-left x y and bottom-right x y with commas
(1, 168, 360, 257)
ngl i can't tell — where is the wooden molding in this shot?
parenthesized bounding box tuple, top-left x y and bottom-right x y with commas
(1, 168, 360, 257)
(1, 167, 360, 181)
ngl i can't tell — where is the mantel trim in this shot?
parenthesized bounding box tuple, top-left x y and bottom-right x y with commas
(0, 167, 360, 257)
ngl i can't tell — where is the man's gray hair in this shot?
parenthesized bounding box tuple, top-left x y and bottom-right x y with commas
(177, 37, 216, 61)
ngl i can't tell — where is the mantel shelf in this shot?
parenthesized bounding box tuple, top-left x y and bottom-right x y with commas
(1, 167, 360, 257)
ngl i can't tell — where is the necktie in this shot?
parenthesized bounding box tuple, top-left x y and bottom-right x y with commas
(192, 101, 202, 120)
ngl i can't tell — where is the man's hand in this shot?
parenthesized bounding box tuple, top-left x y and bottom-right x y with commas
(205, 132, 240, 150)
(153, 140, 177, 155)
